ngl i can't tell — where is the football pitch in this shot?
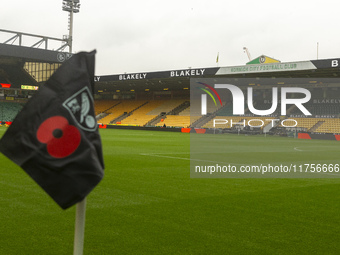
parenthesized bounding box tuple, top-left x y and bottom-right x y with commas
(1, 128, 340, 254)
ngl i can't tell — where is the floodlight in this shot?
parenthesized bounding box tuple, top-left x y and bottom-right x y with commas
(62, 0, 80, 53)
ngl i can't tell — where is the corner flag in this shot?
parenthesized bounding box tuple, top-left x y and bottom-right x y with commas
(0, 51, 104, 209)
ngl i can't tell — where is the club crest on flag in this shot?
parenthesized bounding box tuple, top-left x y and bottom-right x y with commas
(62, 86, 97, 131)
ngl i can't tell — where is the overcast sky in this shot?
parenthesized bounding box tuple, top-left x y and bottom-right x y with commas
(1, 0, 340, 75)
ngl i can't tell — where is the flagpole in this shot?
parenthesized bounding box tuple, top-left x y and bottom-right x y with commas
(73, 198, 87, 255)
(216, 52, 219, 67)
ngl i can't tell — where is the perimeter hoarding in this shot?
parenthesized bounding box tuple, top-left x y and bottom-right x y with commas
(190, 78, 340, 178)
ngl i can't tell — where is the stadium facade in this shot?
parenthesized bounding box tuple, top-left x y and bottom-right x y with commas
(1, 42, 340, 138)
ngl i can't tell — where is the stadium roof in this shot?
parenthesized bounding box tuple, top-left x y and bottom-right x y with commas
(0, 43, 72, 64)
(94, 58, 340, 92)
(1, 42, 340, 93)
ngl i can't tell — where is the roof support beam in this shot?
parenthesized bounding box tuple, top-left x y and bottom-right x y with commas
(0, 29, 68, 51)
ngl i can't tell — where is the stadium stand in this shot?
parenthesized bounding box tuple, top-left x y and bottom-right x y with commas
(242, 117, 275, 129)
(2, 43, 340, 135)
(203, 116, 245, 129)
(312, 118, 340, 133)
(245, 101, 280, 116)
(277, 117, 340, 134)
(204, 117, 268, 130)
(94, 100, 121, 116)
(0, 69, 10, 84)
(120, 100, 165, 126)
(98, 100, 148, 124)
(95, 99, 196, 127)
(178, 105, 190, 116)
(1, 65, 37, 87)
(215, 104, 233, 116)
(147, 99, 186, 115)
(0, 102, 23, 121)
(152, 99, 207, 128)
(290, 102, 340, 117)
(278, 118, 320, 131)
(156, 115, 191, 128)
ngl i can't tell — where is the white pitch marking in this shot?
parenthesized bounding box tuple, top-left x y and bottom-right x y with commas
(139, 153, 191, 161)
(139, 152, 244, 165)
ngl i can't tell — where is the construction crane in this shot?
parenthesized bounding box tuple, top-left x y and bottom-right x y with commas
(243, 47, 252, 61)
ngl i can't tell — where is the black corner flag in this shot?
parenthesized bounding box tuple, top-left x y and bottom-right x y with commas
(0, 51, 104, 209)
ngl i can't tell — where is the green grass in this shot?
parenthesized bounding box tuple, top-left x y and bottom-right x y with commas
(0, 128, 340, 254)
(190, 133, 340, 178)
